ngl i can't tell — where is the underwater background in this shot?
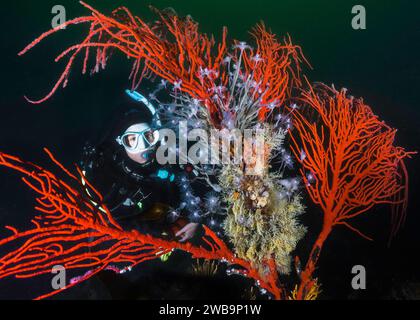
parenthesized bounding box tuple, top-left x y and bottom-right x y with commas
(0, 0, 419, 299)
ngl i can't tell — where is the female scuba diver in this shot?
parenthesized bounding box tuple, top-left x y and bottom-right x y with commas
(80, 89, 199, 242)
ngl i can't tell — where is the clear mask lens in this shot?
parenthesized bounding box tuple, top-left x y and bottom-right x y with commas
(117, 125, 159, 154)
(122, 133, 140, 150)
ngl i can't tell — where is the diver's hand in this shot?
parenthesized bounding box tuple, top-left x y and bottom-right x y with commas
(175, 222, 199, 242)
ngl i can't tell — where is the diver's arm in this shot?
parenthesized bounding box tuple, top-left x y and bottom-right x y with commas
(80, 142, 129, 217)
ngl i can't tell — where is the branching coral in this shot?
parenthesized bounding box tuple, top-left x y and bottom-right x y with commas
(19, 2, 226, 110)
(289, 83, 414, 299)
(0, 150, 283, 299)
(124, 3, 309, 275)
(154, 46, 308, 274)
(19, 1, 306, 127)
(11, 3, 311, 299)
(5, 1, 413, 301)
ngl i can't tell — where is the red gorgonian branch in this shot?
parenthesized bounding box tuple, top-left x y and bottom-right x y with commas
(18, 1, 307, 125)
(0, 149, 283, 299)
(289, 83, 415, 299)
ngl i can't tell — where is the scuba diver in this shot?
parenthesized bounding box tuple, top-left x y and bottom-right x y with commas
(80, 89, 199, 242)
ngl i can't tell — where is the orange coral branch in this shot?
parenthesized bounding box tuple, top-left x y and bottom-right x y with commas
(0, 150, 283, 299)
(18, 2, 305, 127)
(19, 2, 227, 113)
(243, 24, 310, 119)
(289, 82, 414, 299)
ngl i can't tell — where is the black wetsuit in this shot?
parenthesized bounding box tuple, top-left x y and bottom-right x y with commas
(78, 92, 188, 237)
(80, 140, 183, 236)
(78, 92, 216, 239)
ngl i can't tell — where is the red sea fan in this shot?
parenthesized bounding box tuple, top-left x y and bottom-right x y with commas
(241, 23, 309, 120)
(12, 2, 414, 301)
(0, 149, 283, 299)
(289, 83, 414, 299)
(19, 2, 306, 125)
(19, 2, 228, 108)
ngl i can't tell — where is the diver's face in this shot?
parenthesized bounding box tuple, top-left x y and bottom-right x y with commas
(125, 133, 148, 164)
(119, 123, 159, 165)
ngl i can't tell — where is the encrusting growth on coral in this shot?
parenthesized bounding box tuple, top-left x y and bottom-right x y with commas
(220, 125, 306, 275)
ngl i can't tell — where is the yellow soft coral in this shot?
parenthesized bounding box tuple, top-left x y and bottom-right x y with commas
(220, 125, 306, 275)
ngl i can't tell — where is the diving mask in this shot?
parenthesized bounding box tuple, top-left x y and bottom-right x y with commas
(116, 123, 160, 154)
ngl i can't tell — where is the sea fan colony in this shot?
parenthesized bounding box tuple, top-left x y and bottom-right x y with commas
(151, 45, 307, 274)
(0, 2, 413, 300)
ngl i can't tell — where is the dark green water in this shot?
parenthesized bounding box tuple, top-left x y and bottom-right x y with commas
(0, 0, 419, 299)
